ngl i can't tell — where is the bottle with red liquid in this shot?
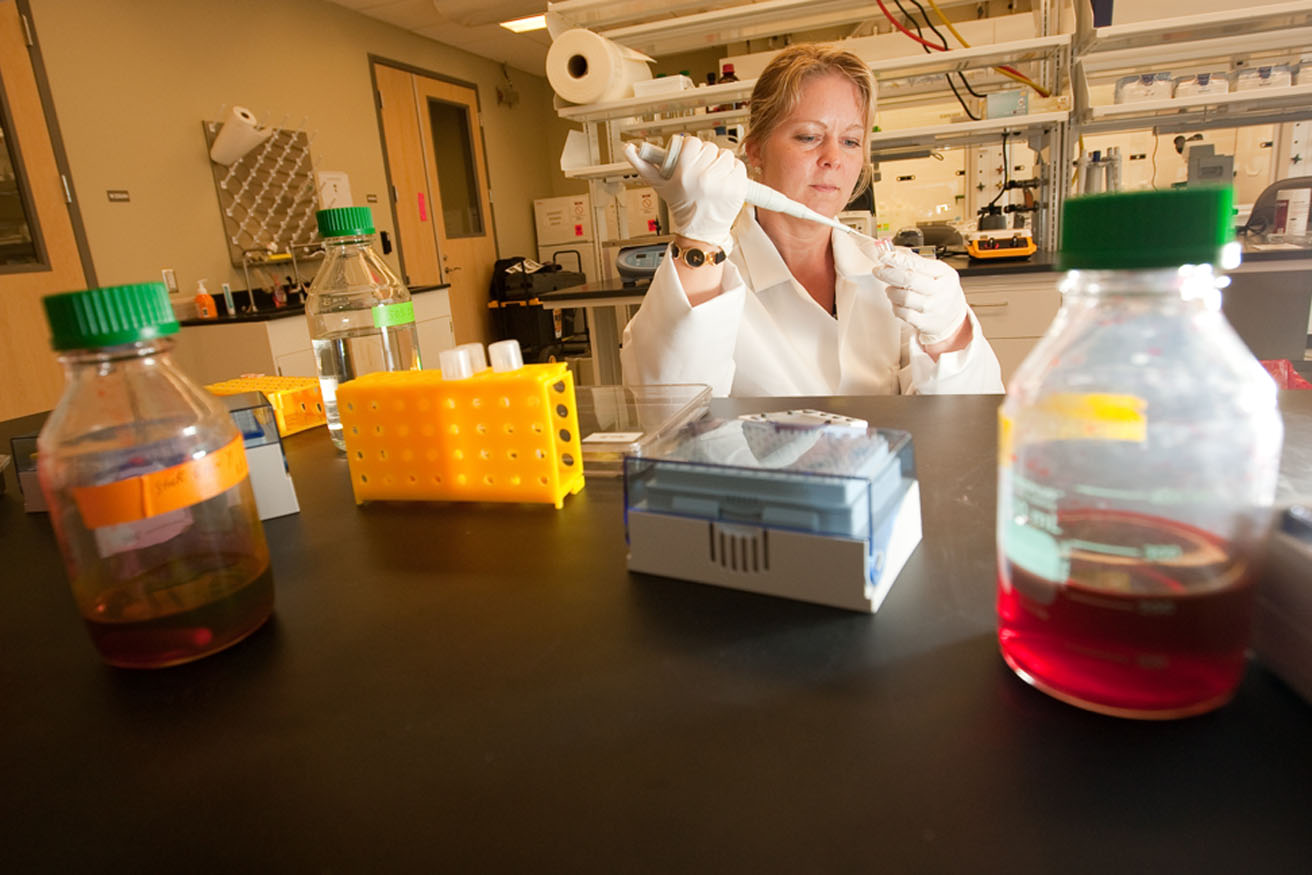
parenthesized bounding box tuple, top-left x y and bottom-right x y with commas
(997, 187, 1282, 719)
(37, 283, 274, 668)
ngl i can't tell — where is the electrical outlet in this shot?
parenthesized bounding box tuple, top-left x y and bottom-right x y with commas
(161, 268, 178, 294)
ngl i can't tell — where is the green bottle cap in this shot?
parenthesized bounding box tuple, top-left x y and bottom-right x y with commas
(43, 282, 179, 350)
(1059, 187, 1235, 270)
(317, 206, 375, 238)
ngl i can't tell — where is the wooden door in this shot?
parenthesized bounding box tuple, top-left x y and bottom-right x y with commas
(413, 76, 495, 346)
(373, 62, 497, 346)
(0, 0, 89, 420)
(374, 63, 441, 288)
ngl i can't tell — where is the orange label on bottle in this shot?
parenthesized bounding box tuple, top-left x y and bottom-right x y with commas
(72, 436, 249, 529)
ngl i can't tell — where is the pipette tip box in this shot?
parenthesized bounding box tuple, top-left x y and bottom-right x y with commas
(624, 417, 922, 612)
(219, 392, 300, 520)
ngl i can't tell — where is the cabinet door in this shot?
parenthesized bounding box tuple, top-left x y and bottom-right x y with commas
(265, 316, 312, 375)
(412, 288, 454, 366)
(415, 317, 455, 367)
(274, 347, 318, 378)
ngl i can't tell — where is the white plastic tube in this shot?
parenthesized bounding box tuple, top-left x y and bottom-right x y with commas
(488, 339, 525, 373)
(457, 342, 488, 372)
(439, 347, 475, 380)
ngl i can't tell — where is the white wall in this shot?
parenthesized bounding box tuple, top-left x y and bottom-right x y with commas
(27, 0, 568, 290)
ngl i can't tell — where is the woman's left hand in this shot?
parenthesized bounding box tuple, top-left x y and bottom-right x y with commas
(874, 250, 969, 348)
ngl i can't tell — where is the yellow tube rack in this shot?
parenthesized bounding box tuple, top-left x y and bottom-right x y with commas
(336, 363, 586, 509)
(206, 375, 326, 436)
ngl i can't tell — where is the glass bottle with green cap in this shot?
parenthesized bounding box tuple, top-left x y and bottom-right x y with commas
(37, 282, 274, 668)
(996, 187, 1282, 719)
(306, 205, 422, 450)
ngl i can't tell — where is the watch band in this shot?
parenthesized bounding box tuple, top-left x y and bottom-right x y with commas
(669, 241, 726, 268)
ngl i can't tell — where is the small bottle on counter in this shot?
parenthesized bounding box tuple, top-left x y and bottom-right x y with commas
(37, 282, 275, 668)
(193, 278, 216, 319)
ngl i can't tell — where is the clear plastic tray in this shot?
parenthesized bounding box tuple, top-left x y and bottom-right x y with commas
(576, 384, 711, 476)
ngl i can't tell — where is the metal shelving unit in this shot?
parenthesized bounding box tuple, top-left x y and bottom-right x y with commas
(1072, 1, 1312, 137)
(550, 0, 1072, 262)
(549, 1, 1312, 270)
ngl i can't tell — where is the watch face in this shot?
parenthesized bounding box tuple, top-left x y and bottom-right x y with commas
(685, 247, 706, 267)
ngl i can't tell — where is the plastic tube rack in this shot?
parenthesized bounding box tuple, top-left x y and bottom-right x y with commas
(336, 363, 586, 508)
(207, 375, 326, 436)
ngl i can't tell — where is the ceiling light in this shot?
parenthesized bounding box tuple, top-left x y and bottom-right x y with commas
(500, 14, 546, 33)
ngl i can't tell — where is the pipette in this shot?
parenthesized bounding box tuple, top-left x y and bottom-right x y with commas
(635, 139, 890, 257)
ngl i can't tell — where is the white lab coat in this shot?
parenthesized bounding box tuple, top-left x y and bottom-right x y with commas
(620, 209, 1004, 396)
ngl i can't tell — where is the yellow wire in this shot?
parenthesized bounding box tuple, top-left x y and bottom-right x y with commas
(924, 0, 1051, 98)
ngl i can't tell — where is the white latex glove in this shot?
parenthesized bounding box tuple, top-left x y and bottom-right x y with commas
(874, 249, 970, 347)
(623, 134, 747, 254)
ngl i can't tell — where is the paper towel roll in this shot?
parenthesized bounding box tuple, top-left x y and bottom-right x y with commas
(209, 105, 275, 166)
(547, 29, 653, 105)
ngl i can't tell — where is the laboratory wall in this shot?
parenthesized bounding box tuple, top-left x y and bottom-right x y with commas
(24, 0, 569, 293)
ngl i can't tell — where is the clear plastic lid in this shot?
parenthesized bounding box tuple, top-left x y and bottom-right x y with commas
(624, 417, 916, 542)
(574, 383, 712, 476)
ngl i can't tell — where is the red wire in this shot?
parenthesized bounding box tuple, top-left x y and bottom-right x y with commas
(876, 0, 947, 51)
(873, 0, 1046, 95)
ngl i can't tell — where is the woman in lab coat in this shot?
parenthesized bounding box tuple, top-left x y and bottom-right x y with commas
(621, 44, 1004, 396)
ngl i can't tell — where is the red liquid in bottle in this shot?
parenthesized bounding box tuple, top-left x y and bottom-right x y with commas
(997, 510, 1255, 719)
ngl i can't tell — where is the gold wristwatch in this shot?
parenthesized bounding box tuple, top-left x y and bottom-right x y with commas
(669, 241, 727, 268)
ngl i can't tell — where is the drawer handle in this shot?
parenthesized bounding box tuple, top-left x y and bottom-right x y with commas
(972, 301, 1009, 311)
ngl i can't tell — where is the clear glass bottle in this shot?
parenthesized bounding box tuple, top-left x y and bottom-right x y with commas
(37, 283, 274, 668)
(997, 188, 1283, 719)
(307, 206, 422, 450)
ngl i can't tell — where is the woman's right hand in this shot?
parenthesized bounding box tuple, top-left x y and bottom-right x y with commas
(624, 135, 747, 253)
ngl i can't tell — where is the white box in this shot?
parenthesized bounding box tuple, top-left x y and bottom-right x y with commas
(534, 194, 593, 246)
(1275, 187, 1311, 238)
(1114, 73, 1173, 104)
(603, 187, 661, 240)
(631, 75, 694, 98)
(1237, 65, 1294, 90)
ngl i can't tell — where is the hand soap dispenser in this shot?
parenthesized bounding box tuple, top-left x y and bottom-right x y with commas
(194, 279, 216, 319)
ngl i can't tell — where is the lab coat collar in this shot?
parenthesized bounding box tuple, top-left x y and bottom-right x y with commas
(729, 208, 794, 295)
(731, 208, 880, 294)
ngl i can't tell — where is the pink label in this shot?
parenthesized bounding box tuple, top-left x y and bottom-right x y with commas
(574, 224, 583, 237)
(418, 192, 428, 222)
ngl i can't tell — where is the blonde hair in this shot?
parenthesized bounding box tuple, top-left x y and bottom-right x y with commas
(741, 44, 876, 201)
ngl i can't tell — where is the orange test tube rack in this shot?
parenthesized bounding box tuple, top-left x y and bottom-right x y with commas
(336, 363, 586, 508)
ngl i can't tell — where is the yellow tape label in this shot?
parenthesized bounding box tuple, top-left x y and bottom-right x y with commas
(1033, 392, 1147, 443)
(998, 408, 1013, 467)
